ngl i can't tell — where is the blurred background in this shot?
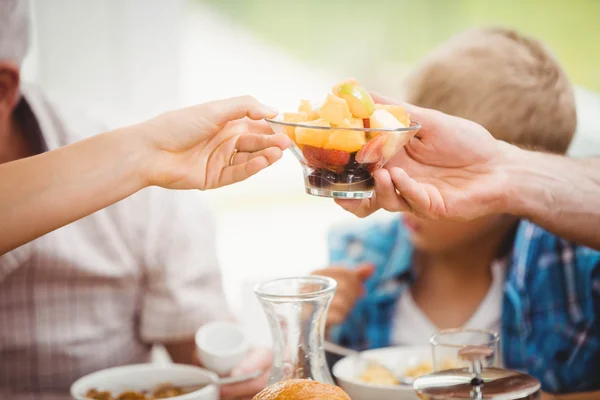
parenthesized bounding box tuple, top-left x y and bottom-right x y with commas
(22, 0, 600, 346)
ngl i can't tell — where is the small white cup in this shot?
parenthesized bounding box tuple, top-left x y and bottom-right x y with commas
(195, 321, 249, 376)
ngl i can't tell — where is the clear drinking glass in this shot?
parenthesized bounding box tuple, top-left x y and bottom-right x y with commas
(430, 328, 499, 372)
(415, 329, 542, 399)
(254, 276, 337, 385)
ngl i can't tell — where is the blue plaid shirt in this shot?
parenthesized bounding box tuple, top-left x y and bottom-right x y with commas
(328, 218, 600, 393)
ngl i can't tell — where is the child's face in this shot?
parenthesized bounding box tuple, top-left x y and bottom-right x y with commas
(402, 213, 513, 254)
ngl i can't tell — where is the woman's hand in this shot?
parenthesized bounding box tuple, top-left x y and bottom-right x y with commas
(0, 95, 290, 255)
(135, 95, 291, 190)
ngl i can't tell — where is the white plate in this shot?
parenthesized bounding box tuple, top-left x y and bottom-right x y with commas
(333, 346, 431, 400)
(70, 363, 219, 400)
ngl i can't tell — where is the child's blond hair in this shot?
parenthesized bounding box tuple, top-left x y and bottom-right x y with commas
(403, 27, 576, 154)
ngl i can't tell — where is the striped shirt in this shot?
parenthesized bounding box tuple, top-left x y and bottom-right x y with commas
(0, 85, 230, 400)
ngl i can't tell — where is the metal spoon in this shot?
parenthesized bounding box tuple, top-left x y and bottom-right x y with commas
(324, 341, 415, 386)
(179, 369, 264, 392)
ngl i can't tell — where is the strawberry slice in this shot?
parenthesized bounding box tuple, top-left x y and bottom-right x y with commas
(302, 145, 350, 167)
(356, 133, 386, 163)
(319, 148, 351, 165)
(362, 118, 370, 129)
(302, 145, 326, 168)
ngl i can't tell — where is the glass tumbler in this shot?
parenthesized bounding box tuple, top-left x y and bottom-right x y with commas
(430, 328, 500, 372)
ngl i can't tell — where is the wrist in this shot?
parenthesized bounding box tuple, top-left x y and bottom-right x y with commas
(494, 141, 556, 219)
(109, 124, 153, 191)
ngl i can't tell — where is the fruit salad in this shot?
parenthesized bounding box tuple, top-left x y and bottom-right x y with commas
(267, 79, 419, 199)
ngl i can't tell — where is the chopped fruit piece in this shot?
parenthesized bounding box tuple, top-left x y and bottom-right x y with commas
(295, 119, 331, 148)
(351, 118, 364, 128)
(332, 80, 375, 118)
(319, 94, 352, 125)
(302, 145, 351, 166)
(298, 100, 320, 120)
(356, 133, 386, 163)
(283, 111, 308, 142)
(375, 104, 410, 126)
(283, 111, 308, 123)
(345, 118, 364, 129)
(382, 131, 413, 159)
(363, 118, 370, 128)
(325, 129, 365, 153)
(332, 118, 363, 129)
(382, 132, 401, 159)
(370, 109, 405, 129)
(319, 148, 351, 166)
(302, 145, 326, 169)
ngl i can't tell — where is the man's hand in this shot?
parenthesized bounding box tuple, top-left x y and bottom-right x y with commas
(335, 93, 600, 249)
(312, 264, 374, 327)
(220, 348, 272, 400)
(336, 93, 507, 221)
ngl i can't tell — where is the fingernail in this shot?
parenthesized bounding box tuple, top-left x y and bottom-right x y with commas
(262, 104, 279, 115)
(231, 367, 243, 376)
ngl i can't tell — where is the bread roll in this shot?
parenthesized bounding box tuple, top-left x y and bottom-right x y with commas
(253, 379, 350, 400)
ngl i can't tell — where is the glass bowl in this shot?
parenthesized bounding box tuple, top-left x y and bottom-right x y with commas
(266, 116, 421, 199)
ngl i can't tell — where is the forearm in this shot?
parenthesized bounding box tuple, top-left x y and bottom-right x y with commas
(500, 142, 600, 249)
(0, 127, 147, 254)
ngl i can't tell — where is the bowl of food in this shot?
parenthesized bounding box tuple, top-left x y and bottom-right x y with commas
(70, 363, 219, 400)
(332, 346, 439, 400)
(266, 79, 420, 199)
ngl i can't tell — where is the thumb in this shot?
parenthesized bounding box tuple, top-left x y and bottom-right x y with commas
(204, 95, 278, 127)
(370, 91, 421, 116)
(369, 91, 444, 136)
(355, 263, 375, 281)
(370, 92, 402, 105)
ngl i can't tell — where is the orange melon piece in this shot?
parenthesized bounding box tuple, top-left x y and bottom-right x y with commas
(298, 100, 320, 120)
(295, 119, 331, 148)
(319, 93, 352, 125)
(332, 118, 363, 129)
(325, 129, 366, 153)
(283, 112, 309, 142)
(348, 117, 365, 128)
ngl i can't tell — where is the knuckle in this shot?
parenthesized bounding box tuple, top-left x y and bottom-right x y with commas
(239, 95, 258, 106)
